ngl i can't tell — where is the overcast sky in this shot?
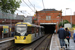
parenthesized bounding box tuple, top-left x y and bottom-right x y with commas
(15, 0, 75, 16)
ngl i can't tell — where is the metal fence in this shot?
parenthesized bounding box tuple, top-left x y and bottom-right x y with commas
(0, 10, 17, 19)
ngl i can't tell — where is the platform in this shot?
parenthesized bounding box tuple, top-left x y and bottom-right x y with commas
(0, 37, 14, 43)
(50, 34, 60, 50)
(50, 34, 75, 50)
(66, 39, 75, 50)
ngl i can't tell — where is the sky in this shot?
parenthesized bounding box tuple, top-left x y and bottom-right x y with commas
(15, 0, 75, 17)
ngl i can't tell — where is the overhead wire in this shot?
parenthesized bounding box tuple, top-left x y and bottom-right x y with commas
(28, 0, 35, 9)
(42, 0, 45, 9)
(22, 0, 34, 12)
(28, 0, 36, 12)
(16, 10, 25, 14)
(16, 10, 28, 16)
(42, 0, 47, 16)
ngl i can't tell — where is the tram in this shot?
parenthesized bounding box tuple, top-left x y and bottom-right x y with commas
(14, 22, 44, 44)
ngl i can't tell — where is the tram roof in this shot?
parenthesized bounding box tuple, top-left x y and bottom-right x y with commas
(16, 22, 44, 28)
(16, 22, 32, 26)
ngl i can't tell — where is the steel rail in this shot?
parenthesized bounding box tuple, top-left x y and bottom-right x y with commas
(34, 34, 52, 50)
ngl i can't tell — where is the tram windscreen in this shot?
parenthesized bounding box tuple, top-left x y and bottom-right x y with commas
(16, 25, 27, 36)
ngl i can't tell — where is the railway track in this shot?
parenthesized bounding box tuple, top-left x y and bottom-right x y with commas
(3, 34, 52, 50)
(4, 44, 29, 50)
(34, 35, 51, 50)
(22, 34, 52, 50)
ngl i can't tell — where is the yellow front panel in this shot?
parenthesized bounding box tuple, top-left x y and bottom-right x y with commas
(14, 34, 32, 44)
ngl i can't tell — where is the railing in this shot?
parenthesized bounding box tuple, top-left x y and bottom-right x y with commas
(0, 11, 23, 20)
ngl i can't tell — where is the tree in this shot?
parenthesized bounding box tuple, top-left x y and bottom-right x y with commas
(58, 20, 70, 27)
(0, 0, 21, 14)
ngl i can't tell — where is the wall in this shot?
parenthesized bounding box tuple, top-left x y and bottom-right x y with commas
(62, 15, 75, 24)
(34, 11, 62, 25)
(0, 19, 23, 24)
(0, 40, 14, 50)
(32, 10, 62, 30)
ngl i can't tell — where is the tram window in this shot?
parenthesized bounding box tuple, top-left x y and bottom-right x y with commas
(34, 27, 37, 33)
(41, 28, 44, 33)
(32, 27, 35, 33)
(34, 27, 36, 33)
(38, 28, 41, 35)
(27, 27, 32, 34)
(35, 27, 37, 37)
(39, 28, 41, 32)
(36, 27, 39, 33)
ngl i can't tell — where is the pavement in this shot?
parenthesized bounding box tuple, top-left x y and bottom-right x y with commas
(65, 39, 75, 50)
(0, 37, 14, 43)
(50, 34, 75, 50)
(50, 34, 61, 50)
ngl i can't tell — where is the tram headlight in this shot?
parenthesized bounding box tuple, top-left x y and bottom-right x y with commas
(15, 37, 17, 39)
(23, 37, 26, 40)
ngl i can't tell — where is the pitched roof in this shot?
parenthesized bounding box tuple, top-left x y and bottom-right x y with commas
(27, 16, 33, 17)
(41, 9, 57, 11)
(16, 15, 25, 20)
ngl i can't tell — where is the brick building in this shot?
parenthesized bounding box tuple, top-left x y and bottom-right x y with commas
(62, 15, 75, 24)
(0, 19, 23, 24)
(32, 9, 75, 34)
(33, 9, 62, 34)
(33, 9, 62, 24)
(0, 11, 24, 24)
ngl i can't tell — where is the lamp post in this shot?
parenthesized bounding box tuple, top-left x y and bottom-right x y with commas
(66, 8, 72, 28)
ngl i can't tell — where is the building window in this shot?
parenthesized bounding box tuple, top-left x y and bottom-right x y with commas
(46, 16, 51, 20)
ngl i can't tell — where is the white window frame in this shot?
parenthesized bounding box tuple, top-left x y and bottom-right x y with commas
(46, 16, 51, 20)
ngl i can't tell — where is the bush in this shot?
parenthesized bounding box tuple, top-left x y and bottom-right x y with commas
(72, 24, 75, 27)
(58, 20, 70, 27)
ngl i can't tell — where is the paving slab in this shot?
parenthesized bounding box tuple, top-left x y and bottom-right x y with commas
(0, 37, 14, 43)
(50, 34, 61, 50)
(65, 39, 75, 50)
